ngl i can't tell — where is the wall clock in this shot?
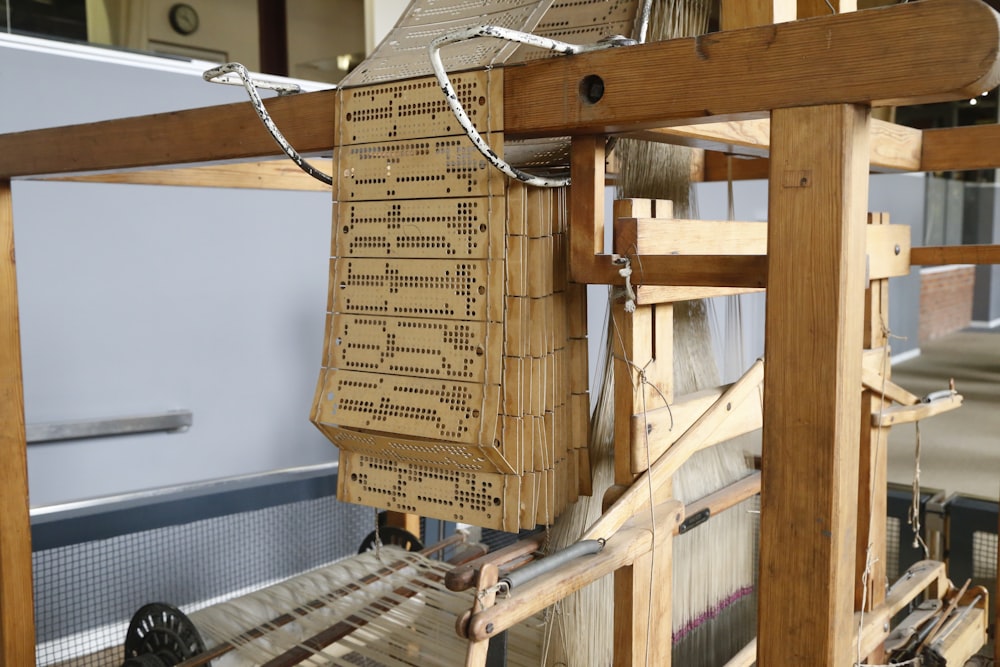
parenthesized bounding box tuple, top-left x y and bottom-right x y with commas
(169, 3, 200, 36)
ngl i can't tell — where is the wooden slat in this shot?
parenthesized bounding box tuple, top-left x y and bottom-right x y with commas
(613, 219, 909, 281)
(569, 135, 606, 284)
(861, 368, 920, 407)
(869, 119, 923, 172)
(614, 536, 672, 667)
(635, 285, 764, 304)
(504, 0, 1000, 138)
(636, 118, 922, 174)
(923, 124, 1000, 173)
(40, 159, 333, 191)
(703, 153, 770, 182)
(0, 180, 35, 666)
(615, 219, 767, 256)
(758, 104, 869, 666)
(609, 198, 675, 667)
(910, 244, 1000, 266)
(872, 393, 963, 427)
(0, 90, 338, 178)
(856, 226, 890, 662)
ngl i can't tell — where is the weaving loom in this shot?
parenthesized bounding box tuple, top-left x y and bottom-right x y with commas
(4, 0, 1000, 665)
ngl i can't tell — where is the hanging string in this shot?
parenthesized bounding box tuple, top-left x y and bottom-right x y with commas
(372, 508, 384, 561)
(909, 421, 929, 557)
(613, 255, 638, 313)
(609, 300, 676, 666)
(856, 319, 892, 666)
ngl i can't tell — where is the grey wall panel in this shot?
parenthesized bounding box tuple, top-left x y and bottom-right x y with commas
(2, 38, 337, 506)
(870, 173, 926, 358)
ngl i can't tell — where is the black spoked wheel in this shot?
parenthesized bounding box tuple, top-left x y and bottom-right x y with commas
(122, 602, 206, 667)
(357, 526, 424, 554)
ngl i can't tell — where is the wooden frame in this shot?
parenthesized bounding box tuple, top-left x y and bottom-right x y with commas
(3, 1, 1000, 665)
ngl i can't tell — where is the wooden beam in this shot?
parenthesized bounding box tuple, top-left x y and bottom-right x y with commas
(636, 285, 764, 304)
(0, 89, 338, 178)
(504, 0, 1000, 138)
(872, 393, 963, 427)
(0, 180, 35, 667)
(610, 197, 675, 667)
(703, 153, 770, 182)
(922, 124, 1000, 173)
(910, 244, 1000, 266)
(569, 135, 606, 284)
(861, 368, 919, 407)
(570, 139, 768, 288)
(37, 159, 333, 191)
(856, 215, 890, 664)
(613, 218, 910, 281)
(635, 118, 922, 174)
(758, 104, 869, 666)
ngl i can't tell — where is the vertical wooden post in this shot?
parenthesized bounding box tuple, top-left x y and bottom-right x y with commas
(610, 199, 674, 667)
(855, 213, 891, 664)
(0, 179, 35, 666)
(383, 510, 421, 540)
(758, 105, 870, 666)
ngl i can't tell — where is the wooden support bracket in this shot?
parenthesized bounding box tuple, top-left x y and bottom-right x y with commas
(872, 393, 964, 428)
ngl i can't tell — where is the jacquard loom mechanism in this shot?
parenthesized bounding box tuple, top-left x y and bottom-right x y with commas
(39, 0, 999, 664)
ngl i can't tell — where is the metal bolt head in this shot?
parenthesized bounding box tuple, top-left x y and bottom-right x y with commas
(486, 622, 495, 634)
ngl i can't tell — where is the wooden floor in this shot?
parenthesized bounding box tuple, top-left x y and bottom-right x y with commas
(887, 328, 1000, 501)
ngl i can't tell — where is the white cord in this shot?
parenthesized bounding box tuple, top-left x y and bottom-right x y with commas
(612, 255, 637, 312)
(429, 26, 633, 188)
(203, 62, 334, 185)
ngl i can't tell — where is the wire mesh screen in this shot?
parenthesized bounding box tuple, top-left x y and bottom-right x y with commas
(972, 531, 998, 581)
(33, 493, 372, 667)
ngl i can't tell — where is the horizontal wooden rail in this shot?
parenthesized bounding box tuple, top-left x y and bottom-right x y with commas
(1, 1, 998, 181)
(635, 117, 922, 173)
(911, 244, 1000, 266)
(504, 0, 1000, 137)
(923, 125, 1000, 173)
(0, 90, 337, 178)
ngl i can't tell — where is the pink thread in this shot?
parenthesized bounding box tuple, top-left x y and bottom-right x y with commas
(672, 585, 754, 644)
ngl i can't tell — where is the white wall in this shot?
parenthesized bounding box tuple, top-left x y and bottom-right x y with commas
(364, 0, 409, 53)
(2, 36, 336, 507)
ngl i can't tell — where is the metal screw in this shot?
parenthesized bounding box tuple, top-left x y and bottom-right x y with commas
(486, 623, 495, 634)
(894, 244, 901, 255)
